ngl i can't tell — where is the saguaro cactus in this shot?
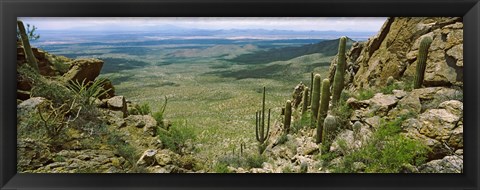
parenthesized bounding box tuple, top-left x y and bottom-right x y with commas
(301, 87, 309, 115)
(413, 36, 433, 89)
(331, 36, 347, 107)
(311, 74, 322, 127)
(321, 115, 337, 154)
(255, 87, 271, 148)
(284, 100, 292, 133)
(316, 79, 331, 144)
(17, 20, 39, 71)
(309, 72, 314, 106)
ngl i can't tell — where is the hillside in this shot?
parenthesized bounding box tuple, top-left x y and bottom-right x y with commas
(16, 17, 463, 173)
(229, 38, 355, 64)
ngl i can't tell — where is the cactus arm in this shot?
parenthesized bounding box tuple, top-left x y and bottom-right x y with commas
(17, 20, 39, 71)
(301, 87, 309, 115)
(255, 111, 261, 142)
(331, 36, 347, 106)
(413, 36, 433, 89)
(311, 74, 322, 127)
(265, 108, 271, 142)
(316, 79, 331, 143)
(284, 100, 292, 133)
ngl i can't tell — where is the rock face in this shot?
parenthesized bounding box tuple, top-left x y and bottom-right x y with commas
(348, 17, 463, 89)
(63, 58, 104, 83)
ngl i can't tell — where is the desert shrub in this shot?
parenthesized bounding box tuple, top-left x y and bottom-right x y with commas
(276, 133, 288, 145)
(330, 91, 353, 129)
(157, 121, 196, 154)
(282, 165, 294, 173)
(31, 81, 74, 106)
(107, 131, 138, 167)
(332, 116, 430, 173)
(215, 152, 267, 172)
(152, 96, 168, 125)
(213, 163, 232, 173)
(135, 103, 151, 115)
(66, 78, 111, 105)
(51, 59, 71, 75)
(380, 82, 401, 94)
(354, 88, 375, 100)
(291, 113, 310, 133)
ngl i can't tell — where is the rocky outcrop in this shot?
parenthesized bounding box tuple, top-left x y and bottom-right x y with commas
(347, 17, 463, 89)
(63, 58, 104, 84)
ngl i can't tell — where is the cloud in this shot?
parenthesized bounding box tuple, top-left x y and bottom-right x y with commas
(19, 17, 387, 32)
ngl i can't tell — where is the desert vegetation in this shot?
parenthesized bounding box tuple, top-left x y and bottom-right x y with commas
(16, 17, 463, 173)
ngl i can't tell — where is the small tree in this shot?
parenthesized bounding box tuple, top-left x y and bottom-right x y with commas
(17, 23, 40, 41)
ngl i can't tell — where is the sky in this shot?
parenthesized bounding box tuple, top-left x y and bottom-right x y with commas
(20, 17, 387, 32)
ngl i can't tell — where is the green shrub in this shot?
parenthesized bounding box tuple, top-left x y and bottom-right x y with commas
(66, 78, 111, 105)
(381, 82, 401, 94)
(215, 152, 267, 171)
(135, 103, 151, 115)
(354, 88, 374, 100)
(153, 96, 168, 124)
(157, 121, 196, 154)
(332, 117, 430, 173)
(213, 163, 232, 173)
(330, 91, 353, 129)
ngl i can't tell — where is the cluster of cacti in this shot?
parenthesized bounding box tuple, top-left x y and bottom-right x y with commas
(321, 115, 337, 154)
(310, 74, 322, 127)
(284, 100, 292, 133)
(331, 36, 347, 107)
(255, 87, 270, 153)
(301, 87, 309, 115)
(316, 79, 331, 144)
(17, 20, 39, 71)
(413, 36, 433, 89)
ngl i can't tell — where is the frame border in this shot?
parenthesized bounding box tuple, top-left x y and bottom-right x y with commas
(1, 0, 479, 189)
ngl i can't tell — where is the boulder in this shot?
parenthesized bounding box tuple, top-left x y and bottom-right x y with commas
(106, 96, 128, 118)
(291, 82, 305, 109)
(17, 97, 48, 118)
(367, 93, 399, 116)
(63, 58, 104, 83)
(419, 155, 463, 173)
(125, 115, 158, 136)
(136, 149, 158, 167)
(17, 138, 52, 171)
(350, 17, 463, 89)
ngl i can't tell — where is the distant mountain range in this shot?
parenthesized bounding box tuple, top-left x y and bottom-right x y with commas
(37, 27, 374, 42)
(229, 37, 355, 64)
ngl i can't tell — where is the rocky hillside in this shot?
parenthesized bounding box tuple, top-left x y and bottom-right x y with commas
(16, 41, 200, 173)
(227, 17, 463, 173)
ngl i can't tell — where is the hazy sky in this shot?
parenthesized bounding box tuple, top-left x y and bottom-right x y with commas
(20, 17, 387, 32)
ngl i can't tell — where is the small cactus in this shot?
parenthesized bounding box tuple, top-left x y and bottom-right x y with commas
(316, 79, 331, 144)
(321, 115, 337, 154)
(386, 76, 395, 86)
(301, 87, 309, 115)
(17, 20, 38, 71)
(284, 100, 292, 133)
(311, 74, 322, 127)
(300, 162, 308, 173)
(352, 121, 362, 141)
(255, 87, 270, 153)
(331, 36, 347, 107)
(414, 36, 433, 89)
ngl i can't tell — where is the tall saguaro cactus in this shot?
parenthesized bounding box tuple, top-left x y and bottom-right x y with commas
(17, 20, 39, 71)
(284, 100, 292, 133)
(331, 36, 347, 107)
(316, 79, 331, 144)
(255, 87, 270, 149)
(309, 72, 314, 106)
(301, 87, 309, 115)
(321, 115, 337, 154)
(311, 74, 322, 127)
(413, 36, 433, 89)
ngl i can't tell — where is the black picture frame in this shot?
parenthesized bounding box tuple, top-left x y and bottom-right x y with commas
(1, 0, 479, 189)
